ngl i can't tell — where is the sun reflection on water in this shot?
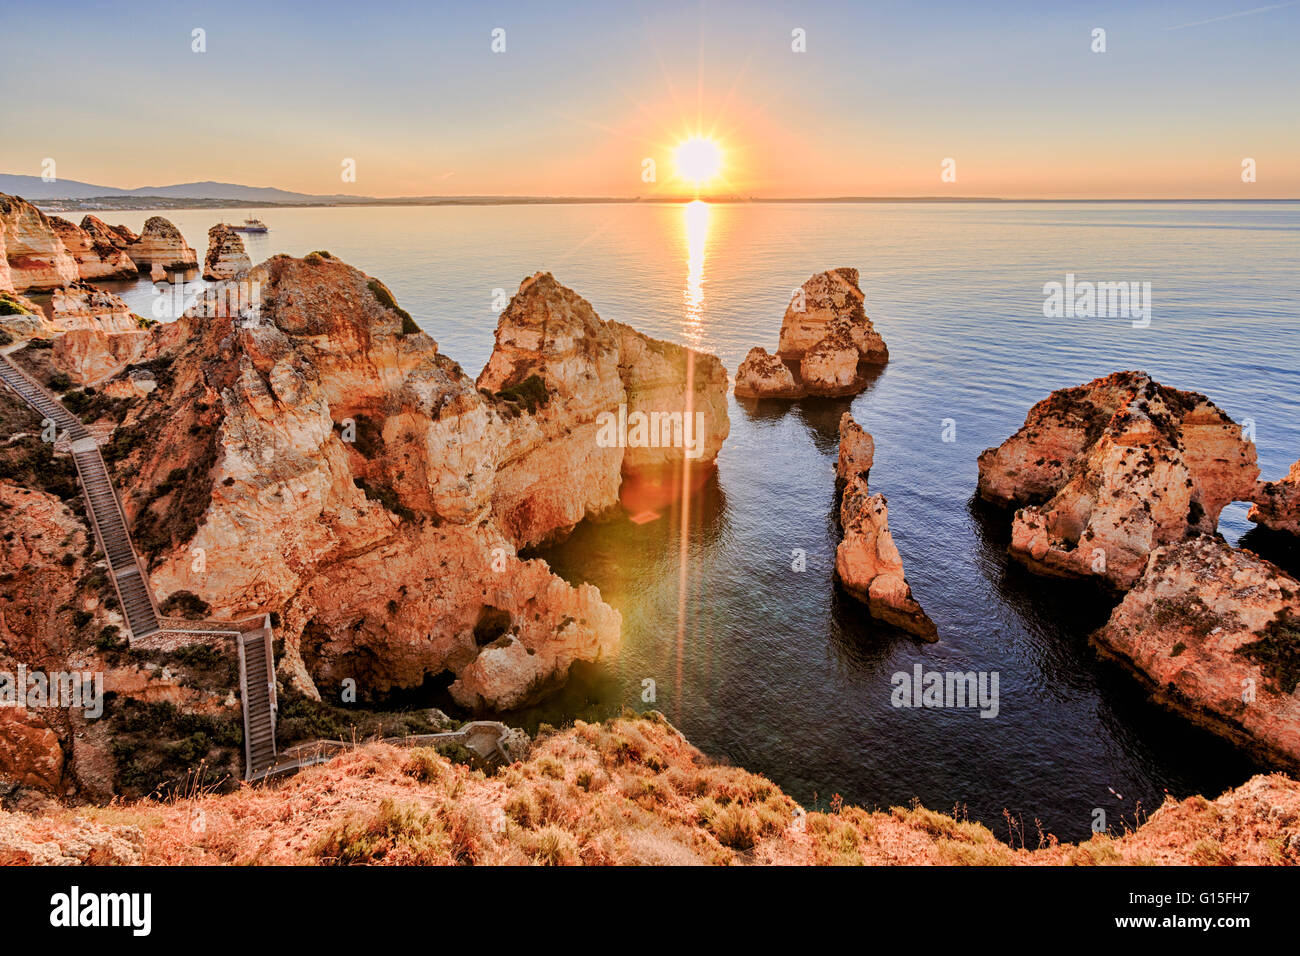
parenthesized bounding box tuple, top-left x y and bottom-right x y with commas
(682, 200, 711, 346)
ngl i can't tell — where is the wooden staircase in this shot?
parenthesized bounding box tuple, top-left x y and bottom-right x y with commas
(0, 355, 160, 640)
(1, 351, 278, 778)
(237, 619, 278, 777)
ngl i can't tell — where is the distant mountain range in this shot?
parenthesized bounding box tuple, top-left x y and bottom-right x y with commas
(0, 174, 360, 203)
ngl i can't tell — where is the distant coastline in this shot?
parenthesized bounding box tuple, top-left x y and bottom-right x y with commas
(32, 194, 1300, 213)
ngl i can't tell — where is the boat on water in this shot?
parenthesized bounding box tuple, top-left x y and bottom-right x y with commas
(229, 218, 269, 233)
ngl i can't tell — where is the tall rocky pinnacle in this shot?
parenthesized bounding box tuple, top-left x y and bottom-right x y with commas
(203, 223, 252, 280)
(124, 216, 198, 274)
(833, 411, 937, 641)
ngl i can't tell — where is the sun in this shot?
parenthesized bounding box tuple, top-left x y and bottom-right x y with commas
(673, 137, 723, 187)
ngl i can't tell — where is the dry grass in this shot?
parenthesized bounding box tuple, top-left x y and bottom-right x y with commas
(5, 714, 1296, 866)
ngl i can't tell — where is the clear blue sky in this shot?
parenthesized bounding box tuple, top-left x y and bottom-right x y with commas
(3, 0, 1297, 197)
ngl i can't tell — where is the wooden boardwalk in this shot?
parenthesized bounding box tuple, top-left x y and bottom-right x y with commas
(0, 352, 276, 777)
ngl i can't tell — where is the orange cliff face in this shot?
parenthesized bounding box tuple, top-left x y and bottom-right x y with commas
(95, 257, 728, 712)
(476, 271, 729, 542)
(977, 371, 1260, 588)
(1094, 534, 1300, 772)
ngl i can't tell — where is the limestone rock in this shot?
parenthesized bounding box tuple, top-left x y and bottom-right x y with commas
(0, 290, 54, 342)
(48, 216, 137, 281)
(734, 347, 801, 399)
(734, 268, 888, 399)
(478, 271, 730, 547)
(977, 371, 1259, 588)
(833, 414, 935, 640)
(836, 411, 874, 482)
(0, 193, 80, 292)
(79, 215, 138, 250)
(203, 224, 252, 280)
(126, 216, 197, 274)
(1093, 535, 1300, 772)
(114, 256, 636, 711)
(50, 282, 138, 333)
(1251, 459, 1300, 536)
(48, 283, 148, 385)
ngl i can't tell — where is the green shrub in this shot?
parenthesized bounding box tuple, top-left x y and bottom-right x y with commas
(495, 374, 549, 414)
(366, 279, 419, 335)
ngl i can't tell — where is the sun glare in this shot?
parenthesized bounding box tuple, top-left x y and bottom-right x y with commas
(673, 137, 723, 187)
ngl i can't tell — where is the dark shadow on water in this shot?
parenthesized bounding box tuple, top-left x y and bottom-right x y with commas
(1239, 524, 1300, 579)
(827, 581, 923, 671)
(967, 492, 1117, 641)
(733, 363, 886, 454)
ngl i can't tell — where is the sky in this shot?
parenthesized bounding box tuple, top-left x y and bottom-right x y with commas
(2, 0, 1298, 199)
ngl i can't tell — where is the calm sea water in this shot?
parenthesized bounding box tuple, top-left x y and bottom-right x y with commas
(97, 202, 1299, 841)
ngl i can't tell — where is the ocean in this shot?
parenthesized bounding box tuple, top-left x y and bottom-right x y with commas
(93, 200, 1299, 841)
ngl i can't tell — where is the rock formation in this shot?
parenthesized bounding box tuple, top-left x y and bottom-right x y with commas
(735, 268, 888, 399)
(477, 271, 730, 547)
(45, 284, 149, 385)
(833, 413, 936, 640)
(1093, 535, 1300, 772)
(0, 193, 80, 292)
(48, 216, 137, 281)
(0, 215, 11, 293)
(49, 283, 138, 333)
(977, 371, 1259, 588)
(90, 258, 727, 712)
(79, 215, 138, 250)
(0, 291, 53, 342)
(836, 410, 875, 482)
(1251, 459, 1300, 536)
(203, 224, 252, 280)
(124, 216, 197, 275)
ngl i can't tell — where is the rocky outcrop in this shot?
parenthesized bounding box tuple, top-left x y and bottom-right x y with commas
(735, 268, 888, 399)
(49, 283, 138, 333)
(48, 216, 137, 281)
(0, 291, 53, 342)
(125, 216, 197, 275)
(79, 215, 138, 250)
(1093, 535, 1300, 772)
(47, 284, 149, 385)
(833, 414, 935, 640)
(477, 271, 730, 546)
(977, 372, 1259, 588)
(0, 193, 79, 292)
(1251, 459, 1300, 536)
(203, 224, 252, 280)
(836, 411, 875, 482)
(103, 256, 682, 711)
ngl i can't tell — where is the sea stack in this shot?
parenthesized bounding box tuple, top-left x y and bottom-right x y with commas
(125, 216, 198, 275)
(1093, 535, 1300, 772)
(735, 268, 888, 400)
(48, 215, 138, 281)
(977, 371, 1259, 588)
(833, 412, 936, 640)
(203, 223, 252, 280)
